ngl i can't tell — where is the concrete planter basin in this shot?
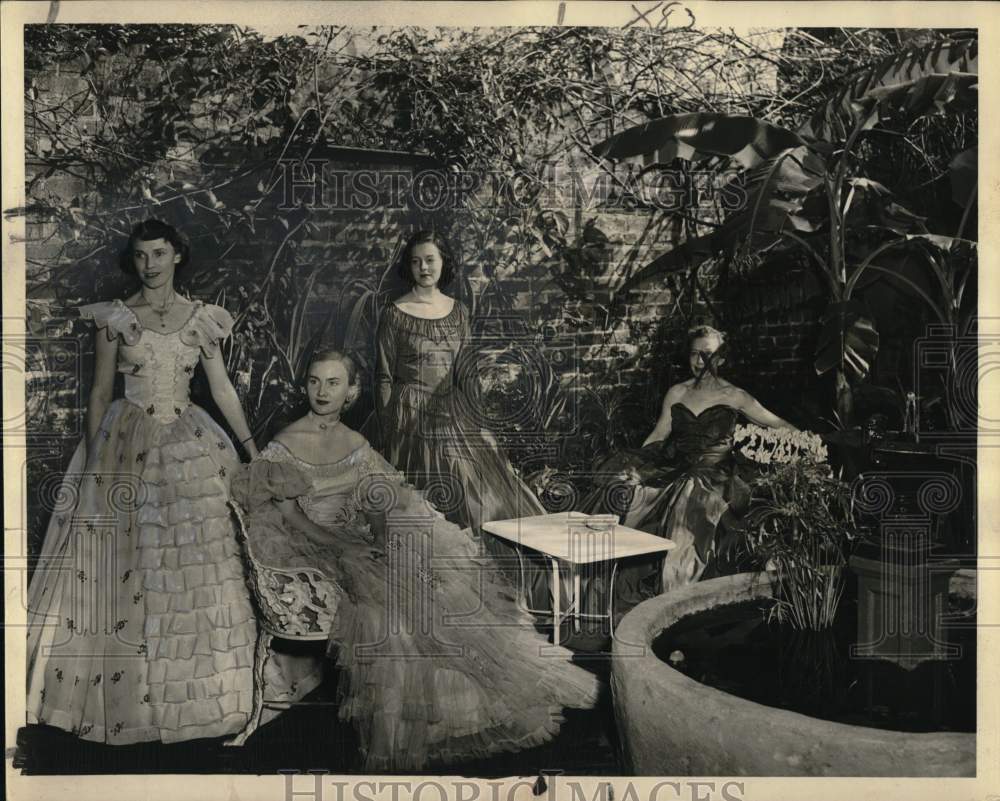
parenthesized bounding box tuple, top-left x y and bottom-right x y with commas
(611, 573, 975, 776)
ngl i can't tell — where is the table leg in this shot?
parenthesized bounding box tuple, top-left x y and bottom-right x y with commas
(513, 542, 531, 615)
(607, 561, 620, 640)
(551, 557, 561, 647)
(573, 564, 582, 633)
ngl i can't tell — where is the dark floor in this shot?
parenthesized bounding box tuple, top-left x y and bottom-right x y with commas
(15, 623, 622, 777)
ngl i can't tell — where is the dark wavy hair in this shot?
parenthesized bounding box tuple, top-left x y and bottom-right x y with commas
(395, 230, 457, 289)
(118, 219, 190, 278)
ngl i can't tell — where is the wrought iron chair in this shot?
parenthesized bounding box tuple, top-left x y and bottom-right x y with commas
(225, 501, 341, 746)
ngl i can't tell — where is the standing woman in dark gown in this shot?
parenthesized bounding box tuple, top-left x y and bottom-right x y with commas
(375, 230, 550, 606)
(586, 325, 796, 610)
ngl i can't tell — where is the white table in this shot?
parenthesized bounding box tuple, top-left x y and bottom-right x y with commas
(483, 511, 675, 645)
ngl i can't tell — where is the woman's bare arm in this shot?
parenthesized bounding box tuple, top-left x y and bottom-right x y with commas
(643, 385, 683, 446)
(85, 327, 119, 465)
(200, 350, 259, 458)
(272, 498, 342, 551)
(375, 312, 397, 414)
(737, 390, 798, 430)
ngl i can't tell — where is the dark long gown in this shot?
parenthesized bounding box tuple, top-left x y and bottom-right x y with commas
(375, 301, 556, 609)
(584, 403, 751, 615)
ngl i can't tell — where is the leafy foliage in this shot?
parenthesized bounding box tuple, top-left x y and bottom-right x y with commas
(24, 23, 814, 459)
(24, 21, 978, 508)
(591, 29, 978, 425)
(743, 458, 860, 630)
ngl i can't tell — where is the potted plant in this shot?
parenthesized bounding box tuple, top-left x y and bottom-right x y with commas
(734, 424, 859, 630)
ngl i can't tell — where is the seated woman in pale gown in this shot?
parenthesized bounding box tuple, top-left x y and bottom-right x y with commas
(230, 349, 600, 772)
(584, 325, 796, 611)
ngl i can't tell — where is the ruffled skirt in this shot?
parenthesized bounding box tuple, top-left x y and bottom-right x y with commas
(254, 488, 601, 772)
(25, 399, 317, 744)
(336, 511, 600, 771)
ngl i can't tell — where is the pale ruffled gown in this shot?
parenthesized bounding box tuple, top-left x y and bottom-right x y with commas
(25, 299, 318, 744)
(231, 439, 601, 772)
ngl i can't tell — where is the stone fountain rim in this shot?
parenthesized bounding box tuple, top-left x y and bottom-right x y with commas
(613, 571, 976, 747)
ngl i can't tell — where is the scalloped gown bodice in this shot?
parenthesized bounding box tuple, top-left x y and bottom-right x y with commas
(118, 327, 202, 422)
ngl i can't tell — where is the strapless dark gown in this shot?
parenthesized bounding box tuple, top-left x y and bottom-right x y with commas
(584, 403, 751, 612)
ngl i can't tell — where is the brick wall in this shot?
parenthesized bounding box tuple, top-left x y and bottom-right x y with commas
(22, 48, 825, 551)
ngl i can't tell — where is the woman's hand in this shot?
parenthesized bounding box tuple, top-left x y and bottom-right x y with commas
(616, 467, 641, 486)
(364, 509, 388, 541)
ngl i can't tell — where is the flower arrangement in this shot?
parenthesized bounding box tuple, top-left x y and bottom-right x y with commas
(734, 423, 828, 465)
(738, 426, 858, 631)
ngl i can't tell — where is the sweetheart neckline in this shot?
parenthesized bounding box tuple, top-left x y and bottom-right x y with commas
(671, 402, 737, 418)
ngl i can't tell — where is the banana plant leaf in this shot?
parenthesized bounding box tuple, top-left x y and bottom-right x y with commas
(799, 35, 978, 142)
(738, 146, 827, 197)
(902, 234, 977, 318)
(614, 229, 730, 294)
(902, 232, 978, 253)
(866, 71, 978, 117)
(814, 300, 879, 380)
(593, 113, 808, 171)
(595, 36, 977, 181)
(867, 203, 929, 236)
(613, 155, 825, 294)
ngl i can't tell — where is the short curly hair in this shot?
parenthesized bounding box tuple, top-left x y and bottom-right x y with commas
(686, 324, 726, 348)
(687, 324, 728, 384)
(118, 219, 190, 278)
(395, 230, 457, 289)
(306, 348, 360, 409)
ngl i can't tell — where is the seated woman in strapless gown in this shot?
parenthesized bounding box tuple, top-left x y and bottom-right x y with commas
(231, 349, 600, 772)
(585, 325, 796, 609)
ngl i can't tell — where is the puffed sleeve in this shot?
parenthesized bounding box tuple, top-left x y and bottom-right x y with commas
(354, 443, 441, 521)
(230, 442, 313, 511)
(179, 301, 235, 358)
(362, 443, 409, 486)
(78, 299, 142, 345)
(375, 304, 398, 411)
